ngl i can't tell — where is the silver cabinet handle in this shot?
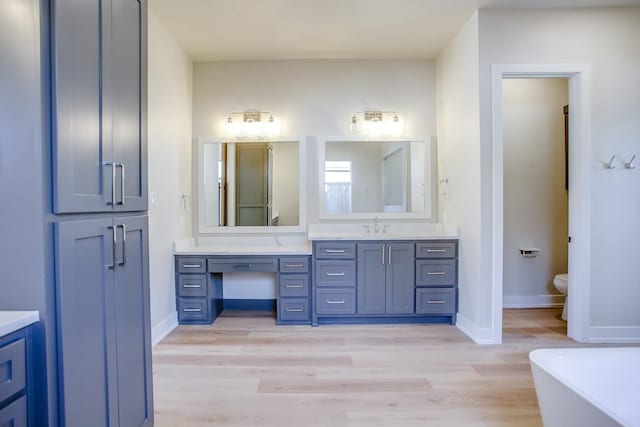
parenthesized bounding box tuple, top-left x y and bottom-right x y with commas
(103, 161, 116, 205)
(183, 308, 202, 312)
(326, 272, 345, 276)
(426, 249, 447, 253)
(285, 308, 304, 312)
(117, 224, 126, 266)
(388, 245, 392, 265)
(381, 244, 385, 265)
(183, 284, 202, 288)
(326, 300, 345, 304)
(325, 249, 345, 253)
(427, 300, 446, 304)
(183, 264, 202, 268)
(285, 284, 304, 288)
(284, 263, 304, 268)
(115, 163, 125, 205)
(108, 225, 117, 269)
(234, 264, 253, 268)
(426, 272, 446, 275)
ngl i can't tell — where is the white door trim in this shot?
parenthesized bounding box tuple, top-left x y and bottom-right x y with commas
(491, 64, 592, 344)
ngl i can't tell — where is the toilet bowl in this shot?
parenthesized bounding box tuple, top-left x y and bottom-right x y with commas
(553, 273, 568, 320)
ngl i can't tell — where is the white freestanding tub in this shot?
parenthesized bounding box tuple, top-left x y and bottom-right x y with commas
(529, 347, 640, 427)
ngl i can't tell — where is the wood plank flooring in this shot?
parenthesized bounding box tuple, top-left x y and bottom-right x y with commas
(153, 308, 584, 426)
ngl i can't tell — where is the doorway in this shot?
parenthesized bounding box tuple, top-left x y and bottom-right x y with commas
(491, 64, 592, 344)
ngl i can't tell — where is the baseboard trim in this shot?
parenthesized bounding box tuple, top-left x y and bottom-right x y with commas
(456, 314, 497, 345)
(152, 311, 178, 347)
(223, 299, 277, 311)
(587, 326, 640, 343)
(503, 294, 565, 309)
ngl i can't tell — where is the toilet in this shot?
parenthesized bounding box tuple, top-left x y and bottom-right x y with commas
(553, 273, 568, 320)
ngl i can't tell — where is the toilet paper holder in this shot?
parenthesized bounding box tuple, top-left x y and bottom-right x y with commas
(519, 248, 541, 257)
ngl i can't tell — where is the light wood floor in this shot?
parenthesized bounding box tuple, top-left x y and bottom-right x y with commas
(153, 308, 582, 426)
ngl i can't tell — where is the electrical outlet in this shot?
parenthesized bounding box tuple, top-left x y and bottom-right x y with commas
(150, 192, 158, 206)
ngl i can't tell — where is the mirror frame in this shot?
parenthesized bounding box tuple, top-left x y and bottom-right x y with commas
(196, 136, 307, 234)
(317, 135, 437, 221)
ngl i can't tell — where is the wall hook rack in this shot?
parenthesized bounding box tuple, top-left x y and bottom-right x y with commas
(625, 154, 636, 169)
(605, 155, 616, 169)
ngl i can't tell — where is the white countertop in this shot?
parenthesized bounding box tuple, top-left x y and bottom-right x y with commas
(307, 223, 459, 241)
(0, 311, 39, 337)
(174, 238, 312, 255)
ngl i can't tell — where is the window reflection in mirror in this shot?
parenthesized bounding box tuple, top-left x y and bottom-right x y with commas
(324, 140, 427, 214)
(202, 141, 299, 227)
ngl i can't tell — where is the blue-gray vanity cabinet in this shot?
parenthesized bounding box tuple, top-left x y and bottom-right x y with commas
(277, 256, 312, 325)
(0, 327, 32, 427)
(52, 0, 147, 213)
(55, 216, 153, 426)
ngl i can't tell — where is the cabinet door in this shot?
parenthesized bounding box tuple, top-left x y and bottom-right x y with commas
(111, 0, 148, 212)
(112, 215, 153, 426)
(52, 0, 112, 213)
(55, 219, 117, 427)
(386, 243, 415, 314)
(236, 144, 269, 225)
(357, 243, 386, 314)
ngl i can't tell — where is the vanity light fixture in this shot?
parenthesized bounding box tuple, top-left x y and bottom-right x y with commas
(225, 111, 281, 138)
(350, 111, 403, 137)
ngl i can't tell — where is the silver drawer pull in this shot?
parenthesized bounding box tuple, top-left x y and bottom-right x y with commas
(285, 284, 304, 288)
(326, 272, 345, 276)
(285, 308, 304, 312)
(325, 249, 346, 253)
(284, 263, 304, 268)
(426, 272, 446, 275)
(427, 300, 446, 304)
(183, 308, 202, 312)
(235, 264, 253, 268)
(326, 300, 345, 304)
(183, 264, 202, 268)
(183, 284, 202, 288)
(426, 249, 447, 253)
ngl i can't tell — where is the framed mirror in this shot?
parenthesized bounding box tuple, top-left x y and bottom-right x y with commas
(318, 136, 436, 220)
(197, 137, 306, 233)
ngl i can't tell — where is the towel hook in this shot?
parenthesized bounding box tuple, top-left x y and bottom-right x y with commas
(625, 154, 636, 169)
(605, 155, 616, 169)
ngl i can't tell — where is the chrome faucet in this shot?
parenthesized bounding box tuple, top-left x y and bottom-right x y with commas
(362, 224, 371, 234)
(374, 216, 380, 233)
(382, 224, 391, 233)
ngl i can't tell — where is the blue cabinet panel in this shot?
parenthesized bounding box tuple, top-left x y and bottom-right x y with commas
(385, 243, 415, 314)
(357, 244, 386, 314)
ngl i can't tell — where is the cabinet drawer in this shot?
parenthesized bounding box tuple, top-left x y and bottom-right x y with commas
(416, 288, 456, 314)
(416, 242, 457, 259)
(315, 242, 356, 259)
(316, 288, 356, 314)
(177, 257, 206, 273)
(0, 338, 26, 404)
(178, 274, 207, 297)
(279, 274, 310, 297)
(177, 298, 210, 322)
(279, 257, 310, 273)
(0, 395, 26, 427)
(416, 260, 457, 286)
(208, 257, 278, 273)
(315, 261, 356, 287)
(278, 299, 310, 322)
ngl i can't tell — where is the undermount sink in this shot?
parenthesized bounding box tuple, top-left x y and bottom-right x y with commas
(307, 223, 458, 240)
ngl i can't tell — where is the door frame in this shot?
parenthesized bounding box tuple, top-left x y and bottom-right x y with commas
(491, 64, 592, 343)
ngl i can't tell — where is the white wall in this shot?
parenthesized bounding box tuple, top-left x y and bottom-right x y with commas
(436, 12, 486, 339)
(147, 11, 193, 342)
(502, 79, 569, 308)
(478, 8, 640, 339)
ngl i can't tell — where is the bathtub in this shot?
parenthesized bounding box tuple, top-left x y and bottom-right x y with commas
(529, 347, 640, 427)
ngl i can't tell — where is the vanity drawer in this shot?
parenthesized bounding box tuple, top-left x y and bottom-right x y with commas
(315, 243, 356, 259)
(279, 257, 310, 273)
(416, 260, 457, 286)
(316, 288, 356, 315)
(278, 298, 310, 322)
(315, 261, 356, 287)
(177, 257, 206, 273)
(178, 274, 207, 297)
(416, 288, 456, 314)
(0, 338, 26, 405)
(177, 298, 210, 322)
(416, 242, 457, 259)
(279, 274, 310, 297)
(0, 395, 26, 427)
(207, 257, 278, 273)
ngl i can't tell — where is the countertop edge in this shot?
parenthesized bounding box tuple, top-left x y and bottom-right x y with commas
(0, 311, 39, 338)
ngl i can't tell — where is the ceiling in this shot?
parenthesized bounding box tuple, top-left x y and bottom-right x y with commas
(150, 0, 640, 61)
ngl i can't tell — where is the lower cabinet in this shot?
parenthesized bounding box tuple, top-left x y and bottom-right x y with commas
(0, 328, 30, 427)
(55, 216, 153, 426)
